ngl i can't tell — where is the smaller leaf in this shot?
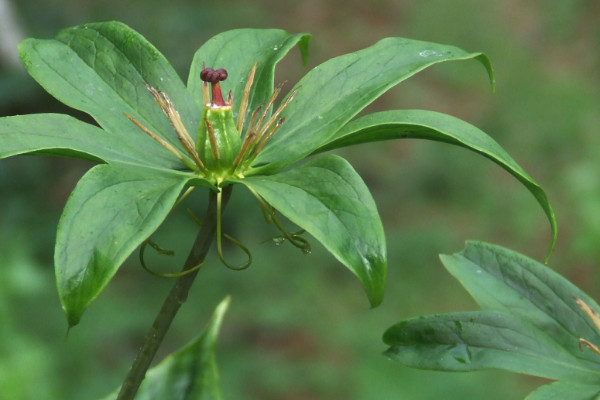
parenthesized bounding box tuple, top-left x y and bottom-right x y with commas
(383, 311, 600, 383)
(312, 110, 556, 260)
(525, 381, 600, 400)
(101, 296, 230, 400)
(56, 164, 194, 326)
(441, 241, 600, 364)
(236, 154, 386, 307)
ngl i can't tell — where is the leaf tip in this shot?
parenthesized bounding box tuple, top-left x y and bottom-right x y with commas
(298, 34, 312, 67)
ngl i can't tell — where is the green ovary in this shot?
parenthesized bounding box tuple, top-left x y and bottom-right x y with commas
(196, 105, 242, 178)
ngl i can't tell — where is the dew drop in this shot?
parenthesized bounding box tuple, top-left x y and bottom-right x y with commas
(272, 237, 285, 246)
(301, 247, 312, 255)
(419, 50, 442, 57)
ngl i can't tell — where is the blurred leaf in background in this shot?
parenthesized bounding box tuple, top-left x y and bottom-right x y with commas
(1, 0, 599, 399)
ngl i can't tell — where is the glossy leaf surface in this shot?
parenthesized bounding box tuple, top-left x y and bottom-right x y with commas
(237, 154, 386, 307)
(312, 109, 557, 258)
(525, 381, 600, 400)
(0, 114, 145, 165)
(102, 297, 230, 400)
(441, 242, 600, 363)
(384, 242, 600, 397)
(56, 164, 192, 326)
(383, 311, 600, 382)
(19, 21, 197, 169)
(253, 37, 494, 173)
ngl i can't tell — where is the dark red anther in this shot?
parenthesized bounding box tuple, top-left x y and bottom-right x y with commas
(201, 67, 228, 106)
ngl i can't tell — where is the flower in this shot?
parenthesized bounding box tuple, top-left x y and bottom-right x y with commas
(126, 64, 296, 186)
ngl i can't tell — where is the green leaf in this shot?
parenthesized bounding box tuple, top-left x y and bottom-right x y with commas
(18, 21, 196, 169)
(383, 311, 600, 383)
(102, 296, 230, 400)
(188, 29, 310, 123)
(236, 154, 386, 307)
(311, 109, 557, 259)
(252, 37, 494, 173)
(0, 114, 147, 165)
(56, 164, 193, 326)
(525, 381, 600, 400)
(441, 241, 600, 365)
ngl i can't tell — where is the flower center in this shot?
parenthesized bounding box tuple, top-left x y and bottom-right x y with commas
(125, 64, 298, 184)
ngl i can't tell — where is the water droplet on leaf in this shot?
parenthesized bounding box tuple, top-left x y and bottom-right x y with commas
(419, 50, 442, 57)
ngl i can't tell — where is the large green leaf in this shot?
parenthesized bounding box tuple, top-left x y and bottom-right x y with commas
(525, 381, 600, 400)
(311, 109, 557, 258)
(102, 297, 230, 400)
(252, 37, 494, 173)
(188, 29, 310, 124)
(441, 242, 600, 365)
(18, 21, 196, 170)
(236, 154, 386, 307)
(56, 164, 193, 326)
(0, 114, 147, 165)
(383, 311, 600, 383)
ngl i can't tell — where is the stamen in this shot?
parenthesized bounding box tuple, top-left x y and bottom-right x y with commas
(245, 104, 263, 137)
(237, 63, 257, 134)
(257, 88, 298, 140)
(254, 118, 285, 156)
(202, 81, 210, 106)
(254, 82, 285, 137)
(124, 113, 187, 163)
(231, 131, 257, 170)
(579, 338, 600, 356)
(144, 84, 206, 171)
(204, 118, 221, 162)
(144, 84, 169, 116)
(576, 298, 600, 331)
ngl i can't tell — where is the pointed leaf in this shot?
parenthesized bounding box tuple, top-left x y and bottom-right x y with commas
(383, 311, 600, 383)
(441, 241, 600, 365)
(101, 297, 230, 400)
(311, 109, 556, 258)
(18, 21, 197, 169)
(252, 37, 494, 173)
(0, 114, 146, 165)
(236, 154, 386, 307)
(56, 164, 193, 326)
(525, 381, 600, 400)
(443, 242, 600, 364)
(188, 29, 310, 122)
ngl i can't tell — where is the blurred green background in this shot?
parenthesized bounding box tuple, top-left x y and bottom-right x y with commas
(1, 0, 599, 398)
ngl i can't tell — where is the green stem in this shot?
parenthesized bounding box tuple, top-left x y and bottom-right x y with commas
(116, 186, 233, 400)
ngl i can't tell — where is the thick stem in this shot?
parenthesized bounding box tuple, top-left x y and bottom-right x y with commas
(117, 186, 233, 400)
